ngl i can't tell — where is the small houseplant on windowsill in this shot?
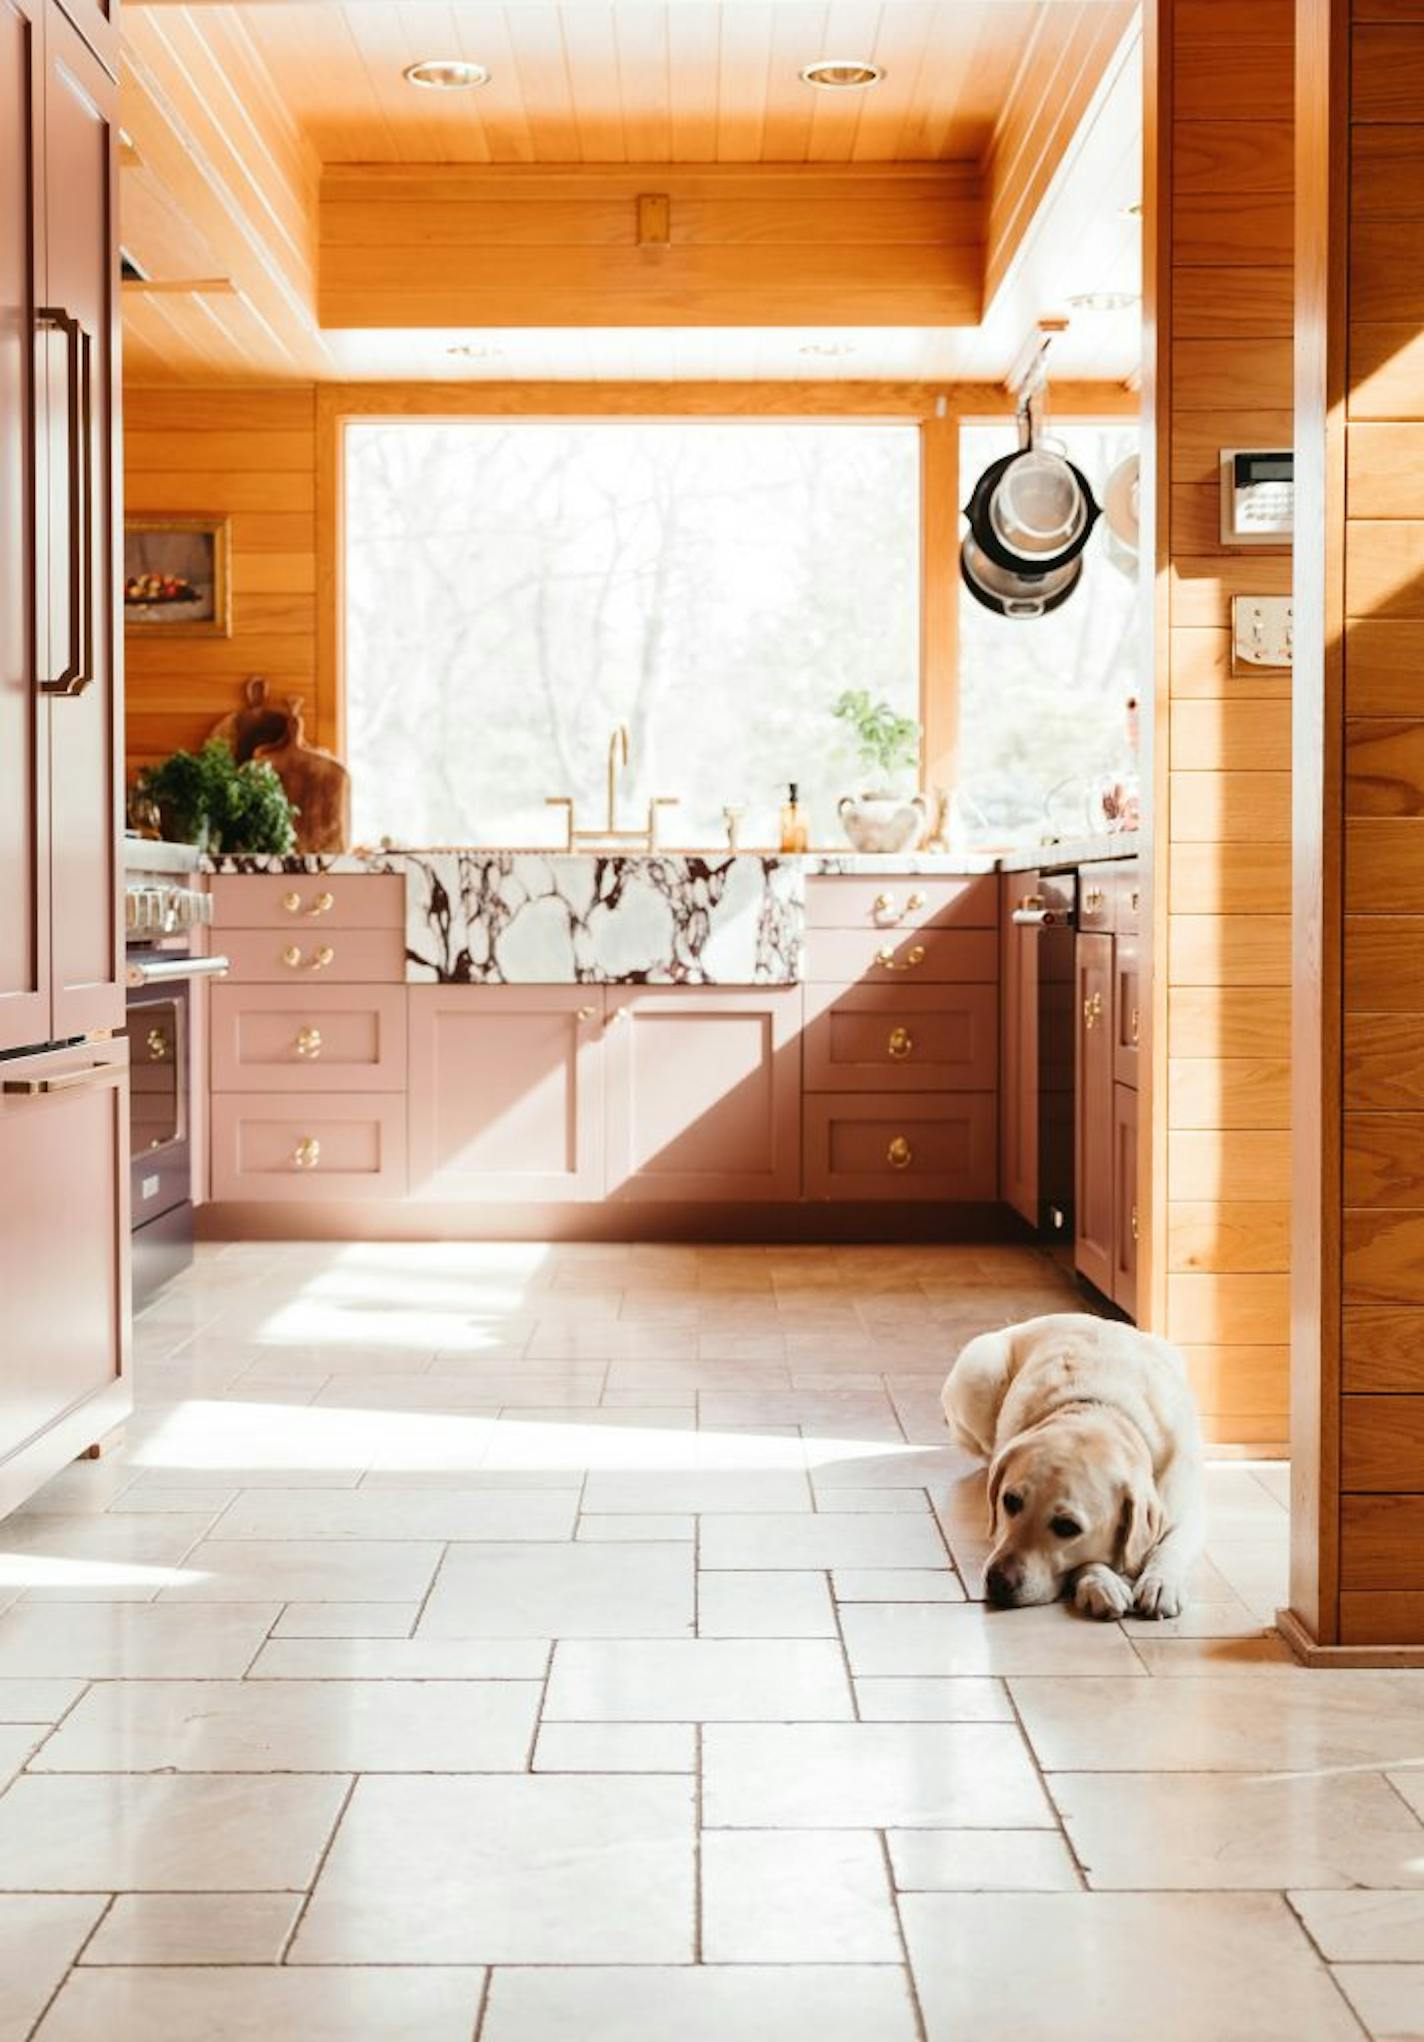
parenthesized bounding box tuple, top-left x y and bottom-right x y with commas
(831, 690, 925, 853)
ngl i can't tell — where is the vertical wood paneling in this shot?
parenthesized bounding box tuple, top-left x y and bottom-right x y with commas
(124, 386, 320, 773)
(1151, 0, 1294, 1445)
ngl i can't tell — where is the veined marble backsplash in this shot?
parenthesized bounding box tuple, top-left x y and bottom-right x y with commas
(403, 851, 803, 985)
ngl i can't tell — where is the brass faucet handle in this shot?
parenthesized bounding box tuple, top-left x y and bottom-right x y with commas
(648, 796, 680, 849)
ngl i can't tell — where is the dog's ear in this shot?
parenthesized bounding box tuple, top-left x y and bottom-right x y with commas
(1116, 1472, 1165, 1577)
(984, 1447, 1009, 1538)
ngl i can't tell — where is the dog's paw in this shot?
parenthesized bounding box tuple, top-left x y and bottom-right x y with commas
(1132, 1565, 1186, 1620)
(1074, 1565, 1134, 1621)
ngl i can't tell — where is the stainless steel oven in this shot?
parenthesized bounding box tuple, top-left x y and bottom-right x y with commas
(122, 842, 228, 1309)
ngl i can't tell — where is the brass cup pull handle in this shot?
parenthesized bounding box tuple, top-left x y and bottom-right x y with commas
(1082, 991, 1103, 1030)
(283, 945, 335, 972)
(292, 1136, 320, 1170)
(887, 1026, 913, 1061)
(887, 1135, 913, 1171)
(876, 943, 925, 972)
(295, 1027, 323, 1059)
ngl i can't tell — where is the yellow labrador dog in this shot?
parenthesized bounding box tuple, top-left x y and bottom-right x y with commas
(941, 1312, 1204, 1620)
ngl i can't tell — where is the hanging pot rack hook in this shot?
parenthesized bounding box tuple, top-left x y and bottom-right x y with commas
(1005, 316, 1070, 447)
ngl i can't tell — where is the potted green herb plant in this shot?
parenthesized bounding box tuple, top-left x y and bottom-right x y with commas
(132, 738, 297, 855)
(831, 690, 925, 853)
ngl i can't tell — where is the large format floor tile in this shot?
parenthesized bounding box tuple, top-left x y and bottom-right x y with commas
(697, 1513, 947, 1569)
(419, 1541, 694, 1638)
(0, 1897, 107, 2042)
(291, 1775, 694, 1963)
(545, 1638, 854, 1720)
(1052, 1769, 1424, 1889)
(701, 1830, 902, 1960)
(0, 1774, 347, 1890)
(841, 1601, 1145, 1677)
(34, 1967, 487, 2042)
(703, 1722, 1054, 1828)
(0, 1602, 281, 1678)
(32, 1677, 542, 1774)
(480, 1966, 920, 2042)
(900, 1892, 1362, 2042)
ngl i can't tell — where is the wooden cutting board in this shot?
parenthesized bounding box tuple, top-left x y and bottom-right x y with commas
(207, 674, 288, 763)
(252, 698, 351, 854)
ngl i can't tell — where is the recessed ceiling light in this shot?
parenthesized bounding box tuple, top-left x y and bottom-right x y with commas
(445, 342, 503, 360)
(403, 58, 490, 90)
(1067, 291, 1140, 312)
(798, 341, 856, 358)
(800, 58, 884, 89)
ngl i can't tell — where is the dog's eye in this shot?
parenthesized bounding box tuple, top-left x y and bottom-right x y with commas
(1050, 1515, 1082, 1540)
(1001, 1492, 1023, 1517)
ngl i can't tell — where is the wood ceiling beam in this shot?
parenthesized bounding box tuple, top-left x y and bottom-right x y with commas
(981, 0, 1138, 309)
(317, 163, 986, 332)
(314, 379, 1138, 420)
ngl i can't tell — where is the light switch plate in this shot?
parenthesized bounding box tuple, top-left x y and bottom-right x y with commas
(1231, 594, 1293, 671)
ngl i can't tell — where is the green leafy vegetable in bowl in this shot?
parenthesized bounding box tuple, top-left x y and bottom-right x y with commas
(132, 738, 297, 855)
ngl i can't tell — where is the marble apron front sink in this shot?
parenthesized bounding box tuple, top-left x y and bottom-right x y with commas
(402, 850, 804, 985)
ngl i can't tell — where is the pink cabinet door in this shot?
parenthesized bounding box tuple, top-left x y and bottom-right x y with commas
(803, 981, 997, 1093)
(43, 11, 121, 1040)
(1113, 933, 1141, 1088)
(1075, 931, 1116, 1296)
(0, 0, 49, 1056)
(604, 988, 801, 1202)
(407, 987, 604, 1202)
(1113, 1079, 1139, 1322)
(211, 984, 407, 1093)
(0, 1038, 130, 1515)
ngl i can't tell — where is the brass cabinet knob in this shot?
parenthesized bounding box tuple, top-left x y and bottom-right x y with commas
(887, 1026, 913, 1061)
(576, 1006, 596, 1021)
(283, 945, 335, 972)
(1082, 991, 1103, 1030)
(145, 1026, 170, 1062)
(295, 1027, 323, 1059)
(886, 1135, 913, 1170)
(284, 889, 336, 918)
(907, 891, 926, 911)
(876, 943, 925, 972)
(292, 1136, 320, 1170)
(873, 890, 899, 925)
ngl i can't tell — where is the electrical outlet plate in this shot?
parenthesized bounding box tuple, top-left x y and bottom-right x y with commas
(1231, 594, 1293, 671)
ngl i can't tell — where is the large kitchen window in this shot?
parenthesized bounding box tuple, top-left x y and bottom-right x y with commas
(344, 420, 920, 850)
(956, 420, 1141, 845)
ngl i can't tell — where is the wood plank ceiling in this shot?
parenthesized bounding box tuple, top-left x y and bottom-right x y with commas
(118, 0, 1143, 385)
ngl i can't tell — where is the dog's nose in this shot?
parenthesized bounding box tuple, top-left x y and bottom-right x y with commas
(985, 1561, 1020, 1608)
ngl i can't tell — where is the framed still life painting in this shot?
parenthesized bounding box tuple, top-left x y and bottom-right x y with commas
(123, 516, 232, 637)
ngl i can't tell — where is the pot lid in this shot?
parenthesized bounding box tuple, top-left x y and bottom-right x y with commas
(960, 535, 1083, 619)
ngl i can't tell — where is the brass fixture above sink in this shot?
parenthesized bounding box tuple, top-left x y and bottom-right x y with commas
(546, 722, 680, 851)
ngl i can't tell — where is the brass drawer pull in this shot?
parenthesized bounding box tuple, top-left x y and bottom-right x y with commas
(887, 1026, 913, 1061)
(295, 1027, 323, 1059)
(876, 943, 925, 972)
(284, 889, 336, 918)
(1082, 991, 1103, 1030)
(146, 1026, 170, 1062)
(1130, 1006, 1140, 1046)
(292, 1136, 320, 1170)
(1130, 1204, 1140, 1243)
(873, 890, 929, 928)
(1084, 886, 1105, 913)
(907, 891, 926, 911)
(283, 945, 335, 973)
(576, 1005, 597, 1021)
(887, 1135, 913, 1170)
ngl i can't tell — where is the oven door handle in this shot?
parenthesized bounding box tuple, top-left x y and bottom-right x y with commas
(126, 954, 231, 988)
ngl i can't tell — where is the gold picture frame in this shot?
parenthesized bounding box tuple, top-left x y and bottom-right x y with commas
(123, 515, 232, 638)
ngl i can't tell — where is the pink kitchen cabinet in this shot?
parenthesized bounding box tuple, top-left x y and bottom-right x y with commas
(603, 987, 802, 1202)
(211, 1092, 407, 1202)
(804, 1092, 997, 1202)
(803, 980, 997, 1094)
(220, 927, 407, 986)
(0, 1040, 130, 1516)
(209, 873, 404, 931)
(407, 986, 604, 1202)
(211, 984, 407, 1094)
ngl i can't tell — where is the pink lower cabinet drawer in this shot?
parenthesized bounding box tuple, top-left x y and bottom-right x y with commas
(805, 874, 998, 933)
(804, 982, 997, 1092)
(805, 1093, 996, 1201)
(209, 874, 404, 930)
(219, 927, 405, 985)
(211, 1094, 407, 1201)
(604, 987, 801, 1201)
(211, 985, 406, 1092)
(806, 926, 998, 985)
(407, 987, 604, 1202)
